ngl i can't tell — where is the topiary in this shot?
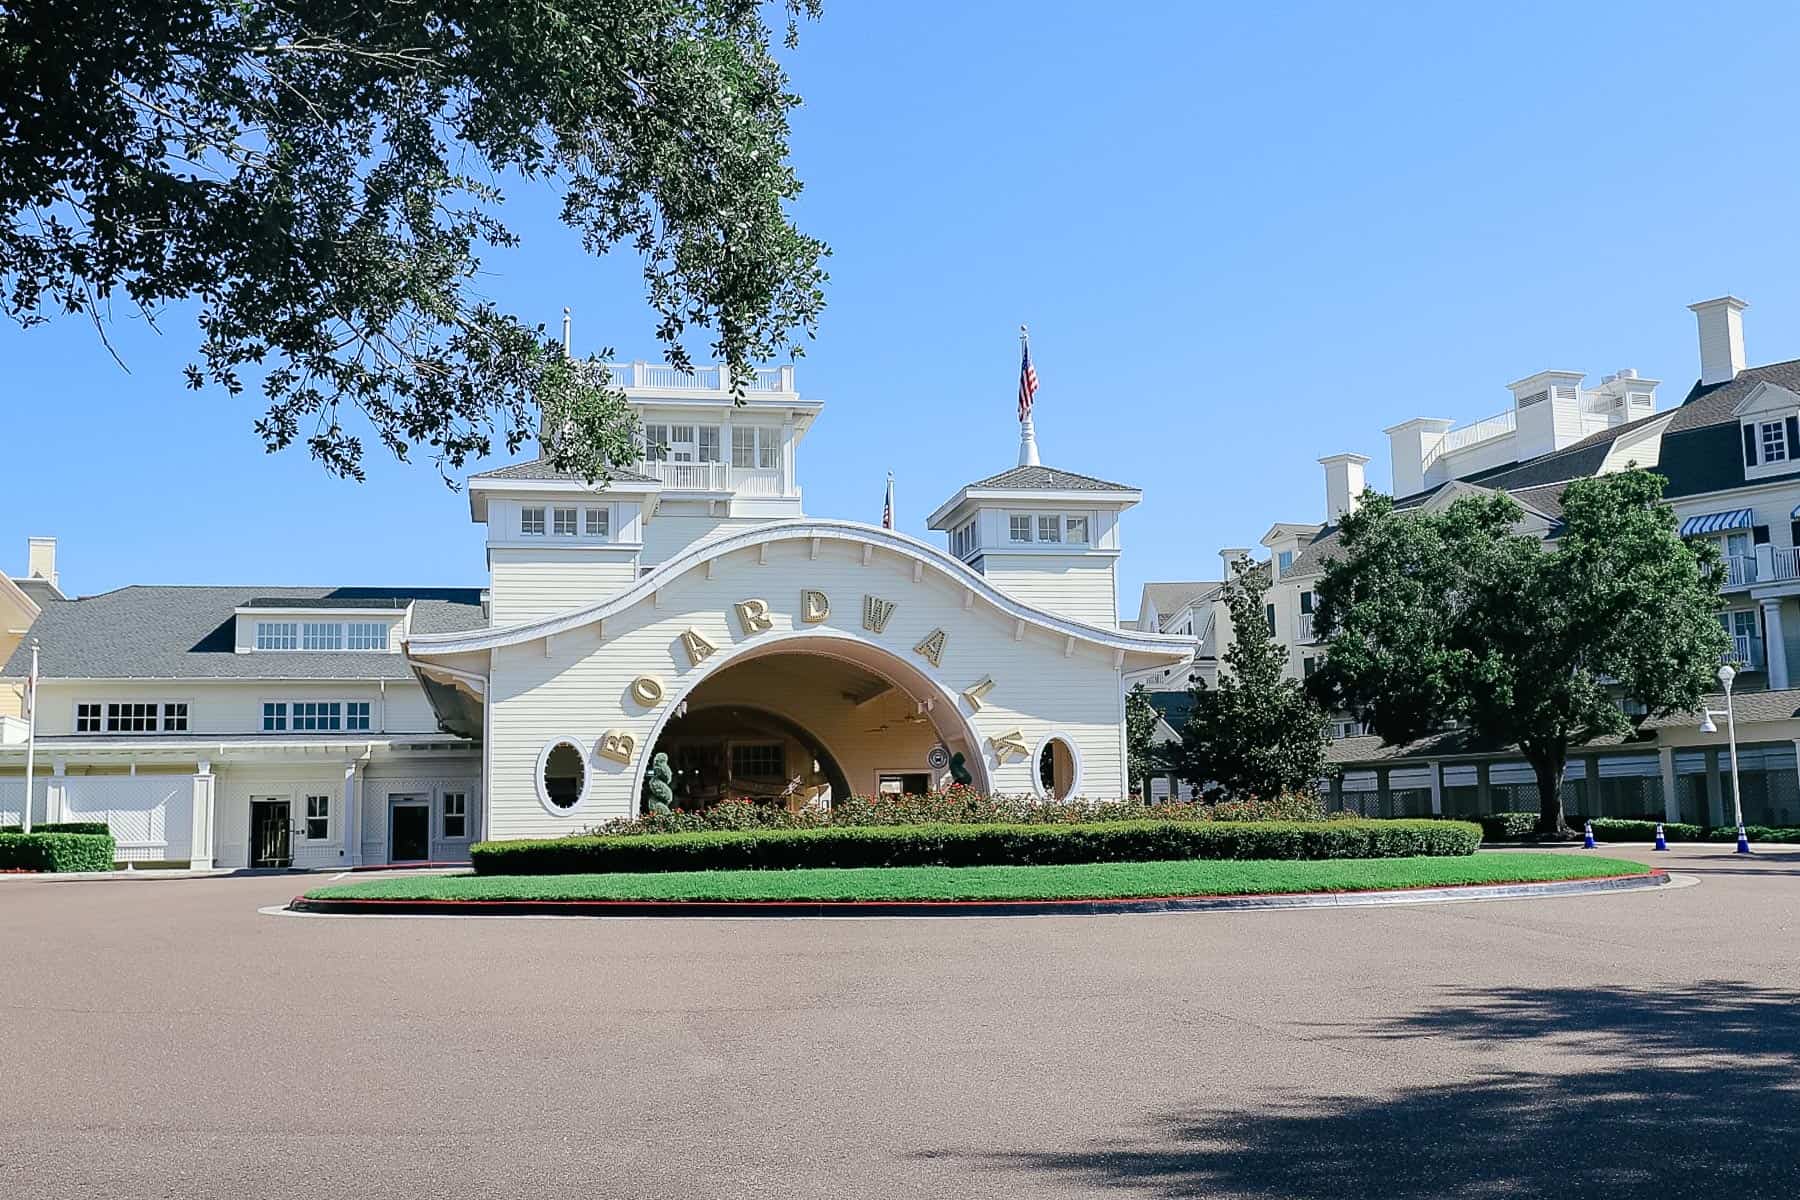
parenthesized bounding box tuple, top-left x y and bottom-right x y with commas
(643, 751, 675, 814)
(948, 751, 974, 787)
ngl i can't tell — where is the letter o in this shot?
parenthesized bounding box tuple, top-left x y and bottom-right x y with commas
(630, 675, 664, 707)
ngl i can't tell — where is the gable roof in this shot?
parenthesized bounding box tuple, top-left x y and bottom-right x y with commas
(1, 586, 486, 681)
(968, 464, 1137, 492)
(1141, 582, 1222, 624)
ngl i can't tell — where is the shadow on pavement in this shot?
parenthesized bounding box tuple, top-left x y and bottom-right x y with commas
(941, 981, 1800, 1198)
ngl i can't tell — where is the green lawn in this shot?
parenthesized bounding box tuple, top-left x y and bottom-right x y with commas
(304, 852, 1650, 904)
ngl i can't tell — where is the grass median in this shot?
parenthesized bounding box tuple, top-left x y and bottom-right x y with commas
(304, 852, 1651, 904)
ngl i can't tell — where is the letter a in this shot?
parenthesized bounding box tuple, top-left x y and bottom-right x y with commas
(862, 595, 897, 634)
(680, 628, 717, 667)
(990, 730, 1029, 764)
(913, 628, 947, 668)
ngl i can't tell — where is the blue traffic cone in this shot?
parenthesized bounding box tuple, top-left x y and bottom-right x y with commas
(1654, 823, 1668, 851)
(1583, 820, 1596, 849)
(1737, 825, 1752, 855)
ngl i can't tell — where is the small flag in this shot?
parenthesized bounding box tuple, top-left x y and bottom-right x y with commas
(23, 641, 36, 727)
(882, 472, 894, 529)
(1018, 334, 1039, 422)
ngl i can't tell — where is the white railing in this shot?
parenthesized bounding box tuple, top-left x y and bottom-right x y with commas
(1724, 554, 1758, 589)
(1421, 408, 1518, 474)
(1294, 612, 1319, 645)
(608, 362, 793, 393)
(1772, 546, 1800, 582)
(1728, 634, 1765, 671)
(638, 461, 788, 495)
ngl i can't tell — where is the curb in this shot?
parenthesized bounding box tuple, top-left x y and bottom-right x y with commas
(287, 868, 1671, 919)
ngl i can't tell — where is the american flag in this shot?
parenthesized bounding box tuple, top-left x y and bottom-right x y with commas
(1018, 335, 1039, 421)
(882, 472, 894, 529)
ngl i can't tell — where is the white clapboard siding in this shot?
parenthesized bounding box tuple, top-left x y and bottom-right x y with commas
(489, 550, 639, 625)
(978, 558, 1118, 627)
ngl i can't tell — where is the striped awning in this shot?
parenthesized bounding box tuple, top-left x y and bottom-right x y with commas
(1680, 508, 1754, 536)
(1790, 502, 1800, 519)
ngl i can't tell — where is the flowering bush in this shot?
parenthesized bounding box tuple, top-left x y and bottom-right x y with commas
(584, 787, 1326, 837)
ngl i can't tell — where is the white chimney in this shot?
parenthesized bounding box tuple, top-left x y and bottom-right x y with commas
(1383, 417, 1453, 498)
(1689, 296, 1748, 386)
(1318, 454, 1370, 522)
(1218, 546, 1252, 583)
(26, 537, 56, 588)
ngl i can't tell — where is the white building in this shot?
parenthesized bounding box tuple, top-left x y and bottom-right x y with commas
(0, 365, 1190, 866)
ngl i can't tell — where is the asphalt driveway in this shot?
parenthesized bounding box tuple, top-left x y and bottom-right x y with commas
(2, 843, 1796, 1199)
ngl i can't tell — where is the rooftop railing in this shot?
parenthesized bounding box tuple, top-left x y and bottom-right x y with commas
(607, 362, 794, 393)
(1421, 408, 1517, 474)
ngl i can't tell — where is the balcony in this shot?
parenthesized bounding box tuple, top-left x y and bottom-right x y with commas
(1294, 612, 1320, 645)
(1421, 408, 1517, 474)
(638, 460, 789, 496)
(1770, 546, 1800, 582)
(609, 362, 794, 394)
(1726, 633, 1766, 671)
(1724, 554, 1758, 589)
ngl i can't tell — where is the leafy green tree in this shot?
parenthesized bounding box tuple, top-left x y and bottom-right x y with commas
(1125, 684, 1161, 796)
(1308, 471, 1728, 835)
(1176, 559, 1329, 801)
(0, 0, 827, 482)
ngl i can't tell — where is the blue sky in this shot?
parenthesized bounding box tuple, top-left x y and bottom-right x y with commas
(8, 1, 1800, 614)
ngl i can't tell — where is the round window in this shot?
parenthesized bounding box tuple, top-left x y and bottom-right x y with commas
(537, 739, 588, 814)
(1032, 735, 1082, 802)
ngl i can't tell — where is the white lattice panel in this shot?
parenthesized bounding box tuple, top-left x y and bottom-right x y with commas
(62, 776, 191, 861)
(0, 779, 49, 827)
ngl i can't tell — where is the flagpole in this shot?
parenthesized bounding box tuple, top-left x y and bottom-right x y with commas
(1018, 324, 1041, 467)
(20, 639, 37, 835)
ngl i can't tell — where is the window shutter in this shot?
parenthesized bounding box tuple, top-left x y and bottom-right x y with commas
(1787, 415, 1798, 456)
(1755, 525, 1771, 545)
(1745, 423, 1759, 467)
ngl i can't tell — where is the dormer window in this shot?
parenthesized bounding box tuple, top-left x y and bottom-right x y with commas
(1065, 516, 1089, 544)
(1762, 421, 1789, 464)
(520, 506, 546, 536)
(255, 621, 298, 651)
(584, 507, 610, 538)
(1037, 515, 1062, 543)
(1009, 513, 1091, 544)
(552, 507, 578, 536)
(1742, 413, 1800, 470)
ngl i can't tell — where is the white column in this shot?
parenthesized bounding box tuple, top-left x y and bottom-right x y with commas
(189, 760, 215, 870)
(1428, 760, 1443, 815)
(1659, 747, 1680, 823)
(1761, 598, 1789, 689)
(47, 758, 67, 824)
(343, 760, 364, 867)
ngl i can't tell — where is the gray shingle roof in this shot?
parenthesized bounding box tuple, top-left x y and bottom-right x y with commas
(15, 577, 62, 605)
(969, 464, 1137, 492)
(0, 586, 485, 680)
(1141, 581, 1222, 624)
(471, 458, 658, 483)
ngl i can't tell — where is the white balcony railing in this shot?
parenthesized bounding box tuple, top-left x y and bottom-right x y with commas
(609, 362, 793, 393)
(1294, 612, 1319, 645)
(1724, 554, 1759, 589)
(1772, 546, 1800, 582)
(638, 460, 788, 495)
(1421, 408, 1518, 474)
(1727, 633, 1765, 671)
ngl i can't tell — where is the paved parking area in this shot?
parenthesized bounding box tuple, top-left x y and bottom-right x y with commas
(2, 844, 1797, 1199)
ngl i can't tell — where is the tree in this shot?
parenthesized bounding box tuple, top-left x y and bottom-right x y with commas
(1308, 471, 1729, 835)
(1176, 559, 1329, 801)
(1125, 684, 1160, 796)
(0, 1, 828, 483)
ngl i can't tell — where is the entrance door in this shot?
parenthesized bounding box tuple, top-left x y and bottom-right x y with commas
(389, 799, 430, 863)
(250, 800, 292, 868)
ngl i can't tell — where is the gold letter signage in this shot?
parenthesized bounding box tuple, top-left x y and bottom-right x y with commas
(735, 598, 774, 635)
(962, 676, 995, 711)
(629, 676, 664, 707)
(598, 730, 636, 764)
(990, 730, 1030, 764)
(862, 595, 897, 634)
(801, 589, 831, 623)
(913, 628, 947, 667)
(679, 628, 717, 667)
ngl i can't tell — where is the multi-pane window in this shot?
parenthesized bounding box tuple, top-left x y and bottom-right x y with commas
(1277, 549, 1295, 573)
(668, 424, 697, 461)
(76, 703, 102, 732)
(584, 507, 610, 538)
(262, 702, 287, 732)
(291, 701, 342, 732)
(1037, 515, 1063, 543)
(730, 743, 785, 780)
(345, 702, 371, 731)
(1009, 513, 1090, 544)
(950, 520, 978, 558)
(346, 622, 388, 651)
(553, 507, 578, 536)
(731, 426, 778, 469)
(697, 426, 722, 463)
(1763, 420, 1789, 464)
(643, 423, 669, 461)
(301, 622, 343, 651)
(162, 703, 189, 732)
(443, 792, 467, 839)
(305, 795, 330, 840)
(256, 622, 299, 650)
(106, 702, 160, 732)
(1064, 516, 1089, 544)
(1009, 515, 1033, 542)
(520, 506, 546, 536)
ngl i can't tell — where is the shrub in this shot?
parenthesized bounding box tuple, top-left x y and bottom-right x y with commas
(0, 831, 116, 872)
(0, 822, 111, 836)
(585, 788, 1330, 838)
(1710, 824, 1800, 844)
(1587, 818, 1703, 842)
(473, 818, 1481, 876)
(1479, 812, 1544, 841)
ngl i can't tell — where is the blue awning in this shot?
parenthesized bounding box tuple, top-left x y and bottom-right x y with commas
(1790, 502, 1800, 519)
(1680, 508, 1754, 536)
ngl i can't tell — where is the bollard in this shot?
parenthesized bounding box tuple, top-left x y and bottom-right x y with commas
(1583, 820, 1596, 849)
(1653, 823, 1668, 851)
(1737, 824, 1752, 855)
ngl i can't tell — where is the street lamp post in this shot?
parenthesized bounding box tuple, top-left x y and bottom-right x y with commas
(1698, 663, 1750, 854)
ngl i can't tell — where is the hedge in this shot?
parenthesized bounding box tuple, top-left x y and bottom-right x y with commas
(1478, 812, 1542, 840)
(0, 822, 111, 836)
(471, 819, 1482, 876)
(0, 831, 117, 872)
